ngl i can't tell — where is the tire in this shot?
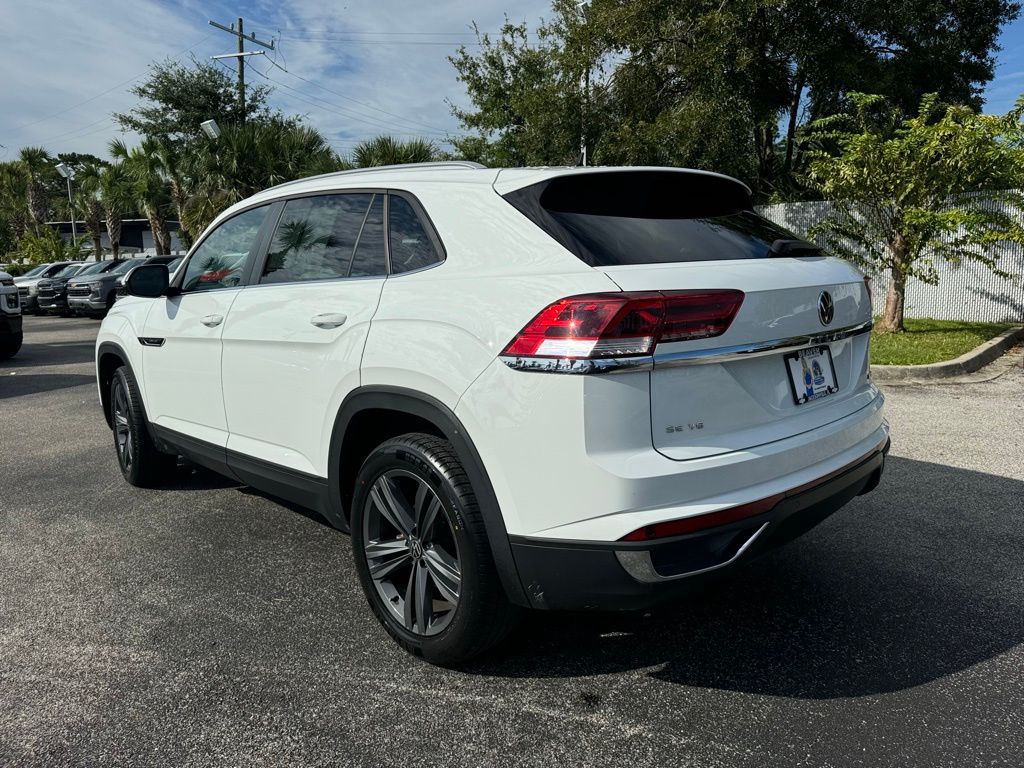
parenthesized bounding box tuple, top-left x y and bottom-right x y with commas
(351, 433, 519, 665)
(109, 365, 178, 487)
(0, 332, 22, 359)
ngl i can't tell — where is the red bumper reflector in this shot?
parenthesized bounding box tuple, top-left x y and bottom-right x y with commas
(618, 495, 784, 542)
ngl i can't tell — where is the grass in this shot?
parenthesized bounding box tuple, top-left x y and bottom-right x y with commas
(870, 318, 1016, 366)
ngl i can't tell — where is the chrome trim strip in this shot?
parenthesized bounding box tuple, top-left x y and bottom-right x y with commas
(614, 522, 770, 583)
(499, 320, 873, 375)
(499, 355, 653, 375)
(652, 320, 873, 369)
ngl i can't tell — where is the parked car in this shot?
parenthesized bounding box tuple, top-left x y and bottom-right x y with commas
(14, 261, 77, 314)
(36, 262, 97, 315)
(114, 256, 183, 301)
(96, 163, 888, 664)
(67, 258, 147, 317)
(0, 268, 22, 358)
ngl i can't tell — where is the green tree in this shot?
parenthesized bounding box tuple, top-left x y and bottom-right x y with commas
(98, 162, 133, 259)
(13, 228, 85, 265)
(0, 161, 28, 254)
(182, 117, 338, 236)
(449, 15, 591, 167)
(805, 92, 1024, 333)
(450, 0, 1020, 194)
(113, 57, 272, 146)
(351, 136, 440, 167)
(75, 160, 110, 258)
(18, 147, 55, 233)
(110, 138, 173, 255)
(148, 138, 193, 248)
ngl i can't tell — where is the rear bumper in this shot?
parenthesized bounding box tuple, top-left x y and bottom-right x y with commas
(509, 438, 889, 610)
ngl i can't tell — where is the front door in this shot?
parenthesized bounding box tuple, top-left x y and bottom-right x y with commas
(221, 192, 388, 477)
(140, 205, 271, 448)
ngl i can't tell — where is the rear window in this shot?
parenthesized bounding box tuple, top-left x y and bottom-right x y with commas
(502, 171, 802, 267)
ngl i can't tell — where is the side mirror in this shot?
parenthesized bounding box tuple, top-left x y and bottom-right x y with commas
(125, 264, 169, 298)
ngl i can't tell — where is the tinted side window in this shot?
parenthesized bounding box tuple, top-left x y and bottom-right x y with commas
(181, 206, 268, 292)
(261, 193, 386, 284)
(388, 196, 442, 274)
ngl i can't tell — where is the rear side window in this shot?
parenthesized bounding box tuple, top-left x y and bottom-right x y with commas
(388, 195, 442, 274)
(502, 171, 802, 267)
(262, 193, 386, 283)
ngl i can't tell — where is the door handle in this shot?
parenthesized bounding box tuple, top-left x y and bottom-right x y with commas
(200, 314, 224, 328)
(310, 313, 347, 329)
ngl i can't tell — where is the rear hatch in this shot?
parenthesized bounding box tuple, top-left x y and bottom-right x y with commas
(501, 169, 876, 461)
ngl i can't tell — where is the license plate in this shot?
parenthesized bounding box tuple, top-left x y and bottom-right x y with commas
(785, 346, 838, 405)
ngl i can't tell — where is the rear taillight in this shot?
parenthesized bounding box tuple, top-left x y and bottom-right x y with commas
(864, 275, 873, 302)
(502, 290, 744, 360)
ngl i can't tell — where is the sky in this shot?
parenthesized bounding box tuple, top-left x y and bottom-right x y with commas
(0, 0, 1022, 163)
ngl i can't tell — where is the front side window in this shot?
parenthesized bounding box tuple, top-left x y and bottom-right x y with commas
(388, 196, 442, 274)
(261, 193, 386, 284)
(181, 206, 269, 292)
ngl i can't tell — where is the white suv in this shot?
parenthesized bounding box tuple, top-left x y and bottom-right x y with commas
(96, 163, 888, 664)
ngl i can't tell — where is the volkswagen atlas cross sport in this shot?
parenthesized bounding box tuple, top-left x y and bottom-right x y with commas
(95, 163, 889, 664)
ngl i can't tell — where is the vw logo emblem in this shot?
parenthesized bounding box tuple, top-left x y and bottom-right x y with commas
(818, 291, 835, 326)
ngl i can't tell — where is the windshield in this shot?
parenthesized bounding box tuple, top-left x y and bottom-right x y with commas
(110, 258, 146, 275)
(22, 265, 48, 277)
(77, 261, 114, 276)
(166, 257, 184, 274)
(54, 263, 85, 278)
(42, 263, 70, 277)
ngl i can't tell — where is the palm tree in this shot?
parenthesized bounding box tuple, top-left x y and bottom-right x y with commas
(98, 162, 132, 259)
(76, 161, 108, 258)
(110, 138, 172, 255)
(183, 117, 338, 236)
(351, 136, 439, 168)
(0, 161, 29, 238)
(18, 146, 54, 233)
(149, 138, 193, 249)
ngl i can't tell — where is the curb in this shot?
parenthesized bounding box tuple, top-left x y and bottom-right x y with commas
(870, 326, 1024, 383)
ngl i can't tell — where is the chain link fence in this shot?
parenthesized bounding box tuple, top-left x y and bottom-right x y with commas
(758, 200, 1024, 323)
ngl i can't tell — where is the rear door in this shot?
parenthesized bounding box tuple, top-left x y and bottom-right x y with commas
(501, 169, 876, 460)
(220, 191, 388, 477)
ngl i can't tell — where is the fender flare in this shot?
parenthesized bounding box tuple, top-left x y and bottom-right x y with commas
(96, 340, 131, 428)
(327, 385, 529, 607)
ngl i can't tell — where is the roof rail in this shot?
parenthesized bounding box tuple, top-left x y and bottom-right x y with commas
(264, 161, 487, 193)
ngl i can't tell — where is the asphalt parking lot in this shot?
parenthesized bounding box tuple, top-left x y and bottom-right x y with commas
(2, 316, 1023, 767)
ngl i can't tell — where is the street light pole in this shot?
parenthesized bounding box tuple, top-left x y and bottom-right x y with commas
(55, 162, 77, 245)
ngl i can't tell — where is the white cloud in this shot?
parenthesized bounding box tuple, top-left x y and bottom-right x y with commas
(0, 0, 551, 161)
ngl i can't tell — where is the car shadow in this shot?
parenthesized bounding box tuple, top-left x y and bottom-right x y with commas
(462, 456, 1024, 699)
(0, 372, 95, 399)
(152, 462, 335, 530)
(3, 340, 96, 368)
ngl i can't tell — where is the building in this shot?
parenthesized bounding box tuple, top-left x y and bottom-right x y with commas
(48, 219, 184, 258)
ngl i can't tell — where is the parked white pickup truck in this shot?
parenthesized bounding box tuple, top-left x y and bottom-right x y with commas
(0, 269, 23, 358)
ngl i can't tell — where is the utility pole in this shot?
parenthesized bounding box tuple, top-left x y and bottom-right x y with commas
(209, 17, 275, 123)
(577, 0, 590, 167)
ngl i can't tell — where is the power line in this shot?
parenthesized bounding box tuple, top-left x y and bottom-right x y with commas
(260, 55, 452, 134)
(248, 60, 462, 139)
(4, 35, 212, 136)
